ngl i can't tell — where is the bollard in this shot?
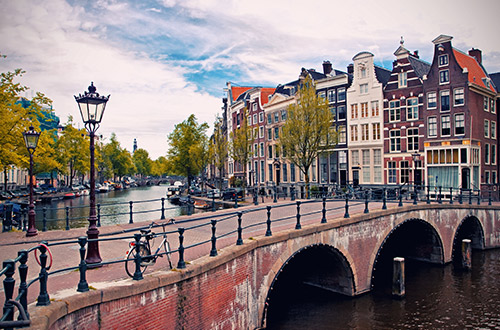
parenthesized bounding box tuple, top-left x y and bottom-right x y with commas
(469, 189, 472, 205)
(97, 204, 101, 227)
(65, 206, 70, 230)
(210, 220, 218, 257)
(322, 197, 328, 222)
(266, 206, 272, 236)
(42, 207, 47, 232)
(382, 188, 387, 210)
(344, 195, 350, 218)
(399, 188, 403, 207)
(273, 186, 277, 203)
(295, 201, 301, 230)
(392, 257, 405, 298)
(177, 228, 186, 269)
(477, 190, 481, 205)
(161, 198, 166, 219)
(413, 186, 417, 205)
(129, 201, 134, 224)
(254, 188, 258, 206)
(459, 189, 463, 204)
(2, 259, 16, 324)
(36, 242, 50, 306)
(132, 233, 143, 280)
(449, 187, 453, 204)
(17, 250, 29, 319)
(461, 239, 472, 270)
(489, 190, 492, 206)
(364, 190, 369, 214)
(77, 237, 89, 292)
(426, 185, 430, 204)
(236, 212, 243, 245)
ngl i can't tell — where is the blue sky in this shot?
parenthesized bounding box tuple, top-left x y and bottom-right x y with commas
(1, 0, 500, 159)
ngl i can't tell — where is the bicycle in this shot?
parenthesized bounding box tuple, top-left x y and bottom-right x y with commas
(125, 220, 174, 278)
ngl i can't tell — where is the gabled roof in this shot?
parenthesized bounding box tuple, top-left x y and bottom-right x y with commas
(432, 34, 453, 45)
(234, 86, 276, 105)
(374, 66, 392, 86)
(230, 86, 253, 102)
(408, 56, 431, 79)
(453, 49, 496, 93)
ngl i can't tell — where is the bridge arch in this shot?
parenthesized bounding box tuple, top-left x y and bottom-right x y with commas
(370, 218, 445, 289)
(451, 215, 485, 263)
(261, 243, 355, 328)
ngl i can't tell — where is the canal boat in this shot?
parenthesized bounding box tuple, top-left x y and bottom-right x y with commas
(193, 200, 210, 209)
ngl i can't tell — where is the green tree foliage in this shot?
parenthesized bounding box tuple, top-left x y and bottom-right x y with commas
(101, 133, 135, 182)
(278, 76, 334, 196)
(229, 107, 252, 187)
(167, 114, 209, 188)
(208, 116, 228, 190)
(151, 156, 170, 177)
(133, 148, 152, 178)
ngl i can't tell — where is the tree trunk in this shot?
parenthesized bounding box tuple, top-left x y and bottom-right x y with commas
(305, 173, 310, 199)
(3, 167, 7, 191)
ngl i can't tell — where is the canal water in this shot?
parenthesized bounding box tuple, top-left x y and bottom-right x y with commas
(266, 249, 500, 329)
(34, 185, 190, 230)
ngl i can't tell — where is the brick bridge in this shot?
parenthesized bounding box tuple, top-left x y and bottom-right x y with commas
(33, 204, 500, 329)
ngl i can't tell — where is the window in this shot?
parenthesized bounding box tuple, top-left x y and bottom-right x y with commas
(362, 150, 370, 182)
(407, 98, 418, 120)
(373, 150, 382, 183)
(390, 130, 401, 152)
(389, 100, 400, 122)
(351, 104, 358, 119)
(400, 161, 410, 184)
(492, 99, 496, 114)
(428, 117, 437, 137)
(360, 67, 367, 78)
(485, 119, 490, 138)
(493, 171, 497, 184)
(247, 115, 252, 125)
(338, 88, 346, 102)
(267, 114, 272, 124)
(338, 105, 346, 120)
(361, 124, 369, 141)
(330, 106, 336, 120)
(485, 171, 490, 184)
(440, 90, 450, 111)
(372, 123, 381, 140)
(268, 164, 273, 182)
(338, 126, 346, 143)
(318, 91, 326, 100)
(351, 150, 359, 165)
(253, 114, 257, 125)
(281, 110, 287, 121)
(407, 128, 419, 152)
(438, 54, 448, 66)
(427, 92, 437, 109)
(328, 90, 336, 103)
(350, 125, 358, 142)
(267, 128, 272, 141)
(268, 145, 273, 159)
(398, 72, 407, 88)
(371, 101, 379, 116)
(274, 112, 279, 123)
(439, 70, 449, 84)
(441, 115, 451, 136)
(253, 127, 258, 139)
(485, 143, 490, 164)
(361, 102, 368, 117)
(259, 126, 264, 138)
(290, 163, 296, 182)
(274, 127, 279, 139)
(260, 160, 265, 183)
(360, 83, 368, 94)
(491, 121, 496, 139)
(484, 97, 489, 112)
(260, 143, 264, 157)
(455, 114, 465, 135)
(253, 143, 258, 157)
(259, 112, 264, 123)
(492, 145, 497, 165)
(454, 88, 464, 106)
(283, 163, 288, 182)
(388, 161, 397, 183)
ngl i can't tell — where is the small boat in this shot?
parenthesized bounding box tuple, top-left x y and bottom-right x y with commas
(99, 183, 110, 193)
(63, 192, 76, 199)
(193, 200, 210, 209)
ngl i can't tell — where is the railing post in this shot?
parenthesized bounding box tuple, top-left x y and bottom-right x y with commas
(177, 228, 186, 269)
(210, 220, 217, 257)
(161, 198, 166, 219)
(382, 188, 387, 210)
(36, 242, 50, 306)
(364, 190, 369, 214)
(97, 203, 101, 227)
(266, 206, 273, 236)
(77, 237, 89, 292)
(234, 195, 238, 208)
(427, 185, 430, 204)
(489, 190, 492, 206)
(344, 195, 350, 218)
(132, 234, 143, 280)
(254, 187, 258, 205)
(413, 185, 418, 205)
(17, 250, 29, 320)
(212, 195, 216, 212)
(42, 207, 47, 232)
(322, 197, 328, 222)
(273, 186, 277, 203)
(236, 212, 243, 245)
(459, 189, 463, 204)
(2, 259, 16, 325)
(469, 189, 472, 205)
(449, 187, 453, 204)
(291, 184, 295, 201)
(438, 186, 442, 204)
(295, 201, 301, 230)
(398, 188, 403, 207)
(477, 189, 481, 205)
(129, 201, 134, 224)
(65, 206, 70, 230)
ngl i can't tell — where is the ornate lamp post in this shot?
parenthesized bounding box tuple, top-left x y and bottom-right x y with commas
(23, 126, 40, 237)
(75, 82, 110, 264)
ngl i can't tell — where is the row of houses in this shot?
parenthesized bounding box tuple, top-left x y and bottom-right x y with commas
(209, 35, 500, 196)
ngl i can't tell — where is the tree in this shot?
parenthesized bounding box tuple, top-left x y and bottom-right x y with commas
(229, 107, 252, 187)
(100, 133, 134, 182)
(151, 156, 170, 177)
(167, 114, 209, 188)
(133, 148, 152, 178)
(278, 76, 335, 197)
(208, 116, 228, 190)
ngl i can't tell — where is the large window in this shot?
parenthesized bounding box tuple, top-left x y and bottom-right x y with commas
(351, 104, 358, 119)
(398, 72, 407, 88)
(371, 101, 379, 116)
(440, 90, 450, 111)
(439, 70, 449, 84)
(485, 119, 490, 138)
(407, 128, 419, 152)
(338, 125, 346, 144)
(400, 161, 410, 184)
(454, 88, 464, 106)
(427, 92, 437, 109)
(389, 100, 400, 122)
(267, 128, 272, 141)
(350, 125, 358, 142)
(438, 54, 448, 66)
(441, 115, 451, 136)
(274, 127, 279, 139)
(455, 114, 465, 135)
(361, 124, 369, 141)
(485, 143, 490, 164)
(360, 84, 368, 94)
(290, 163, 296, 182)
(484, 97, 489, 112)
(388, 161, 397, 183)
(372, 123, 381, 140)
(328, 90, 336, 103)
(428, 117, 437, 137)
(491, 121, 496, 139)
(260, 143, 264, 157)
(362, 149, 370, 182)
(390, 130, 401, 152)
(361, 102, 368, 118)
(337, 105, 346, 120)
(268, 145, 273, 159)
(338, 88, 346, 102)
(373, 150, 382, 183)
(407, 98, 418, 120)
(492, 144, 497, 165)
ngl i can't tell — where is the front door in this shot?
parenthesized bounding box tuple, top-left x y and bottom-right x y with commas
(352, 170, 359, 186)
(462, 168, 470, 190)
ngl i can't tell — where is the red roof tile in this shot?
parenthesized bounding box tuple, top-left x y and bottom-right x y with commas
(453, 49, 496, 93)
(260, 88, 276, 105)
(231, 86, 253, 102)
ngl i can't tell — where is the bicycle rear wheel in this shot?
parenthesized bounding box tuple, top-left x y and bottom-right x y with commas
(125, 245, 151, 278)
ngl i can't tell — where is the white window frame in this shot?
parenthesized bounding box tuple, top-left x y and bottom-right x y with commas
(455, 113, 465, 135)
(398, 72, 407, 88)
(485, 119, 490, 138)
(453, 88, 464, 106)
(407, 97, 418, 120)
(390, 129, 401, 152)
(438, 54, 449, 66)
(440, 90, 450, 112)
(427, 92, 437, 109)
(439, 70, 449, 84)
(441, 115, 451, 136)
(491, 121, 496, 139)
(428, 117, 437, 137)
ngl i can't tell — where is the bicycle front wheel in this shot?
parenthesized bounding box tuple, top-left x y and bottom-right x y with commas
(125, 245, 151, 278)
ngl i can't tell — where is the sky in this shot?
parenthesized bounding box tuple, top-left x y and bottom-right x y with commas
(1, 0, 499, 159)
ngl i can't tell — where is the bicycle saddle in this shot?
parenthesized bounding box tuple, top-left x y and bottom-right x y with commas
(140, 229, 151, 235)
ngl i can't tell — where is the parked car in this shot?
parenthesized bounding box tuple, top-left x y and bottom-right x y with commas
(207, 189, 221, 198)
(222, 188, 244, 201)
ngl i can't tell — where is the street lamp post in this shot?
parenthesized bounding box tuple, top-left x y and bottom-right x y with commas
(23, 126, 40, 237)
(75, 82, 110, 265)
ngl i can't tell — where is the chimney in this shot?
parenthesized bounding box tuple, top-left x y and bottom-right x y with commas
(468, 48, 482, 64)
(347, 63, 354, 75)
(413, 50, 419, 58)
(322, 60, 332, 75)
